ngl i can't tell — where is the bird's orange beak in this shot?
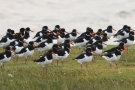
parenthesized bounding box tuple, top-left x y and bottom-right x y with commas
(30, 30, 34, 32)
(112, 28, 116, 31)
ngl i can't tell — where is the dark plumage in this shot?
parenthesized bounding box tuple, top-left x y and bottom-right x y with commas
(0, 46, 13, 68)
(33, 50, 55, 72)
(114, 31, 134, 47)
(74, 48, 93, 70)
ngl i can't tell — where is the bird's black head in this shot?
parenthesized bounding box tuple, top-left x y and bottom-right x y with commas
(61, 28, 66, 32)
(129, 31, 134, 35)
(72, 29, 77, 32)
(64, 39, 70, 44)
(98, 29, 102, 32)
(26, 27, 30, 31)
(86, 27, 93, 32)
(5, 46, 11, 51)
(20, 28, 25, 32)
(10, 30, 15, 34)
(103, 33, 107, 37)
(123, 25, 128, 29)
(126, 26, 132, 30)
(29, 41, 34, 46)
(55, 25, 60, 29)
(7, 29, 11, 33)
(107, 25, 113, 29)
(42, 26, 48, 30)
(119, 43, 124, 46)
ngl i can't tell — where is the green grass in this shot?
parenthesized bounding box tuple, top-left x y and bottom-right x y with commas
(0, 45, 135, 90)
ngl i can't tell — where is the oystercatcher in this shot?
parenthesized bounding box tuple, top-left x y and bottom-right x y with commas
(102, 47, 126, 68)
(0, 46, 13, 68)
(33, 50, 55, 72)
(103, 25, 116, 38)
(73, 48, 94, 70)
(16, 41, 36, 64)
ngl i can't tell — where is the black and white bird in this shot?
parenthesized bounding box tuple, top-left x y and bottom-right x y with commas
(23, 27, 34, 47)
(87, 40, 104, 62)
(33, 50, 55, 72)
(90, 40, 104, 55)
(87, 32, 102, 45)
(74, 31, 92, 51)
(52, 25, 61, 35)
(102, 47, 126, 68)
(37, 34, 57, 53)
(95, 29, 103, 35)
(77, 27, 94, 38)
(0, 30, 16, 49)
(16, 41, 36, 64)
(114, 25, 133, 40)
(8, 38, 25, 48)
(15, 28, 25, 39)
(0, 46, 13, 68)
(57, 28, 67, 44)
(73, 48, 94, 70)
(101, 33, 109, 48)
(114, 31, 135, 47)
(33, 26, 50, 40)
(65, 29, 79, 41)
(34, 33, 48, 46)
(103, 25, 116, 38)
(52, 40, 72, 66)
(103, 43, 126, 54)
(12, 40, 24, 53)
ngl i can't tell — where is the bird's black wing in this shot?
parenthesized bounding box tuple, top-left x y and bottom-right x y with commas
(0, 37, 7, 42)
(65, 33, 70, 38)
(38, 42, 46, 48)
(74, 37, 84, 43)
(57, 49, 65, 56)
(33, 56, 45, 62)
(75, 54, 85, 59)
(102, 52, 113, 58)
(17, 48, 27, 54)
(0, 52, 5, 59)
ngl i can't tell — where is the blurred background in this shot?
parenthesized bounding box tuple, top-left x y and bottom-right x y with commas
(0, 0, 135, 44)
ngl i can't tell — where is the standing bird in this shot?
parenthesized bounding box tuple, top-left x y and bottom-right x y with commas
(33, 50, 55, 72)
(37, 34, 57, 53)
(8, 38, 25, 48)
(102, 47, 126, 68)
(103, 25, 116, 38)
(101, 33, 109, 48)
(87, 40, 104, 62)
(15, 28, 25, 39)
(103, 43, 125, 54)
(73, 48, 94, 70)
(65, 29, 79, 41)
(77, 27, 94, 38)
(52, 40, 72, 66)
(74, 31, 92, 51)
(114, 31, 135, 49)
(33, 26, 50, 40)
(16, 41, 36, 64)
(0, 46, 13, 68)
(57, 28, 67, 44)
(23, 27, 34, 47)
(52, 25, 61, 35)
(114, 25, 133, 40)
(0, 30, 16, 49)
